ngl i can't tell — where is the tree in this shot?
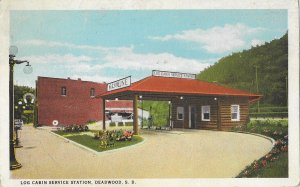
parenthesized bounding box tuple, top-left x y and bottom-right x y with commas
(14, 85, 35, 123)
(197, 32, 288, 106)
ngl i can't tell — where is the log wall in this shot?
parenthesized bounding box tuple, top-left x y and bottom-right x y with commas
(171, 96, 249, 131)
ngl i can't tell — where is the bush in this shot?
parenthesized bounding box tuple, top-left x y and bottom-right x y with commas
(118, 122, 124, 127)
(250, 112, 288, 119)
(115, 129, 133, 141)
(99, 131, 115, 148)
(87, 120, 96, 124)
(242, 119, 288, 140)
(109, 122, 116, 127)
(93, 129, 134, 149)
(94, 130, 105, 140)
(63, 124, 89, 133)
(141, 118, 148, 128)
(94, 129, 133, 143)
(125, 122, 133, 126)
(115, 129, 124, 140)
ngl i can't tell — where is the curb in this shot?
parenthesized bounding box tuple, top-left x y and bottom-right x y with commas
(231, 131, 276, 148)
(36, 126, 62, 131)
(140, 128, 184, 135)
(49, 131, 146, 155)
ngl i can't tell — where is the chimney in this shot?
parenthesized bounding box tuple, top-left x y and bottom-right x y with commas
(78, 78, 81, 81)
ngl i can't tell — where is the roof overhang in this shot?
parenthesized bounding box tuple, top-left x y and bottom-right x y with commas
(96, 75, 262, 103)
(98, 90, 262, 103)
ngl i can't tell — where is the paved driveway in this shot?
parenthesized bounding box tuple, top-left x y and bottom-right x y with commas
(11, 126, 273, 178)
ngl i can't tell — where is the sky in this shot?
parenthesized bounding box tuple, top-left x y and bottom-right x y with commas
(10, 10, 287, 87)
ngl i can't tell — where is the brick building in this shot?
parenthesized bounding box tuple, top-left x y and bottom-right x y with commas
(36, 77, 133, 126)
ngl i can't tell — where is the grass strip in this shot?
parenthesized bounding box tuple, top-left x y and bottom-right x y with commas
(53, 131, 143, 152)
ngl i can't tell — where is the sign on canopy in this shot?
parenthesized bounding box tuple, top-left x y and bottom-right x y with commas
(152, 70, 196, 79)
(107, 76, 131, 92)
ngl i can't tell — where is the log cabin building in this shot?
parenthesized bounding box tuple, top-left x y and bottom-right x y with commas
(98, 70, 261, 134)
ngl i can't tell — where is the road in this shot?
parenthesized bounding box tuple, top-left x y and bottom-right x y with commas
(11, 125, 273, 178)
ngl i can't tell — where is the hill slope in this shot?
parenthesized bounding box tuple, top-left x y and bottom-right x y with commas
(197, 33, 288, 106)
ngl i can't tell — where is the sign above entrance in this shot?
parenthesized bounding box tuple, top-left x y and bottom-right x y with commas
(152, 70, 196, 79)
(107, 76, 131, 92)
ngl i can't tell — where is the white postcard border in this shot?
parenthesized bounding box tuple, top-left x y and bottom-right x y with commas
(0, 1, 299, 187)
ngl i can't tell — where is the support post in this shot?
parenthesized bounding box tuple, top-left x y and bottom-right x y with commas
(168, 101, 171, 128)
(133, 95, 139, 135)
(217, 98, 222, 130)
(141, 99, 143, 129)
(102, 98, 106, 130)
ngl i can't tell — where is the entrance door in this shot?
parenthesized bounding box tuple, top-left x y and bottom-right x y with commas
(189, 106, 196, 129)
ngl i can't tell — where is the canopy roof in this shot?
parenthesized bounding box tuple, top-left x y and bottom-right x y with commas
(98, 76, 261, 102)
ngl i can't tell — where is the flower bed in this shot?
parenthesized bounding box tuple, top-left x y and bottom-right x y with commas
(93, 129, 134, 148)
(233, 119, 288, 178)
(53, 129, 143, 152)
(62, 124, 89, 133)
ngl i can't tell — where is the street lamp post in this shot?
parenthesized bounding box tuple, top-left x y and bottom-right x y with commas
(9, 46, 32, 170)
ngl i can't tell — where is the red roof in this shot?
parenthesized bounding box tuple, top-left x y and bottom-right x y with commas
(99, 76, 261, 102)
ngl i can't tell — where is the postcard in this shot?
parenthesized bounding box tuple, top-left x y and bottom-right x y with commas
(0, 0, 299, 187)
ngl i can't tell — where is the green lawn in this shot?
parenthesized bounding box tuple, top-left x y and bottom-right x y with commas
(233, 119, 288, 178)
(249, 152, 288, 178)
(53, 131, 143, 152)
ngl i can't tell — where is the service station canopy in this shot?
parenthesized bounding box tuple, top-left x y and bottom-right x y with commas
(97, 70, 262, 102)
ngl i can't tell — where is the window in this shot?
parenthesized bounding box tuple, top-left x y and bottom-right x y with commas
(231, 105, 240, 121)
(90, 88, 95, 97)
(201, 105, 210, 121)
(177, 107, 184, 120)
(61, 87, 67, 96)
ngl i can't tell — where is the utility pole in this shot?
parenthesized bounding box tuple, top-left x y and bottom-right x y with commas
(255, 66, 260, 113)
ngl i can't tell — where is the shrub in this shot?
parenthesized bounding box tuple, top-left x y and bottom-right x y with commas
(95, 129, 133, 144)
(73, 125, 78, 132)
(115, 129, 124, 141)
(118, 122, 124, 127)
(64, 125, 72, 132)
(109, 122, 116, 127)
(64, 124, 89, 133)
(141, 118, 148, 128)
(78, 125, 84, 132)
(94, 130, 105, 140)
(87, 120, 96, 124)
(125, 122, 133, 126)
(99, 130, 116, 148)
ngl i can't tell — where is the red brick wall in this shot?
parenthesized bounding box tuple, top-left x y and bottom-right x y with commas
(37, 77, 107, 126)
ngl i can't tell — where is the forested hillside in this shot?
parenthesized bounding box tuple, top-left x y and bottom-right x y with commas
(197, 33, 288, 106)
